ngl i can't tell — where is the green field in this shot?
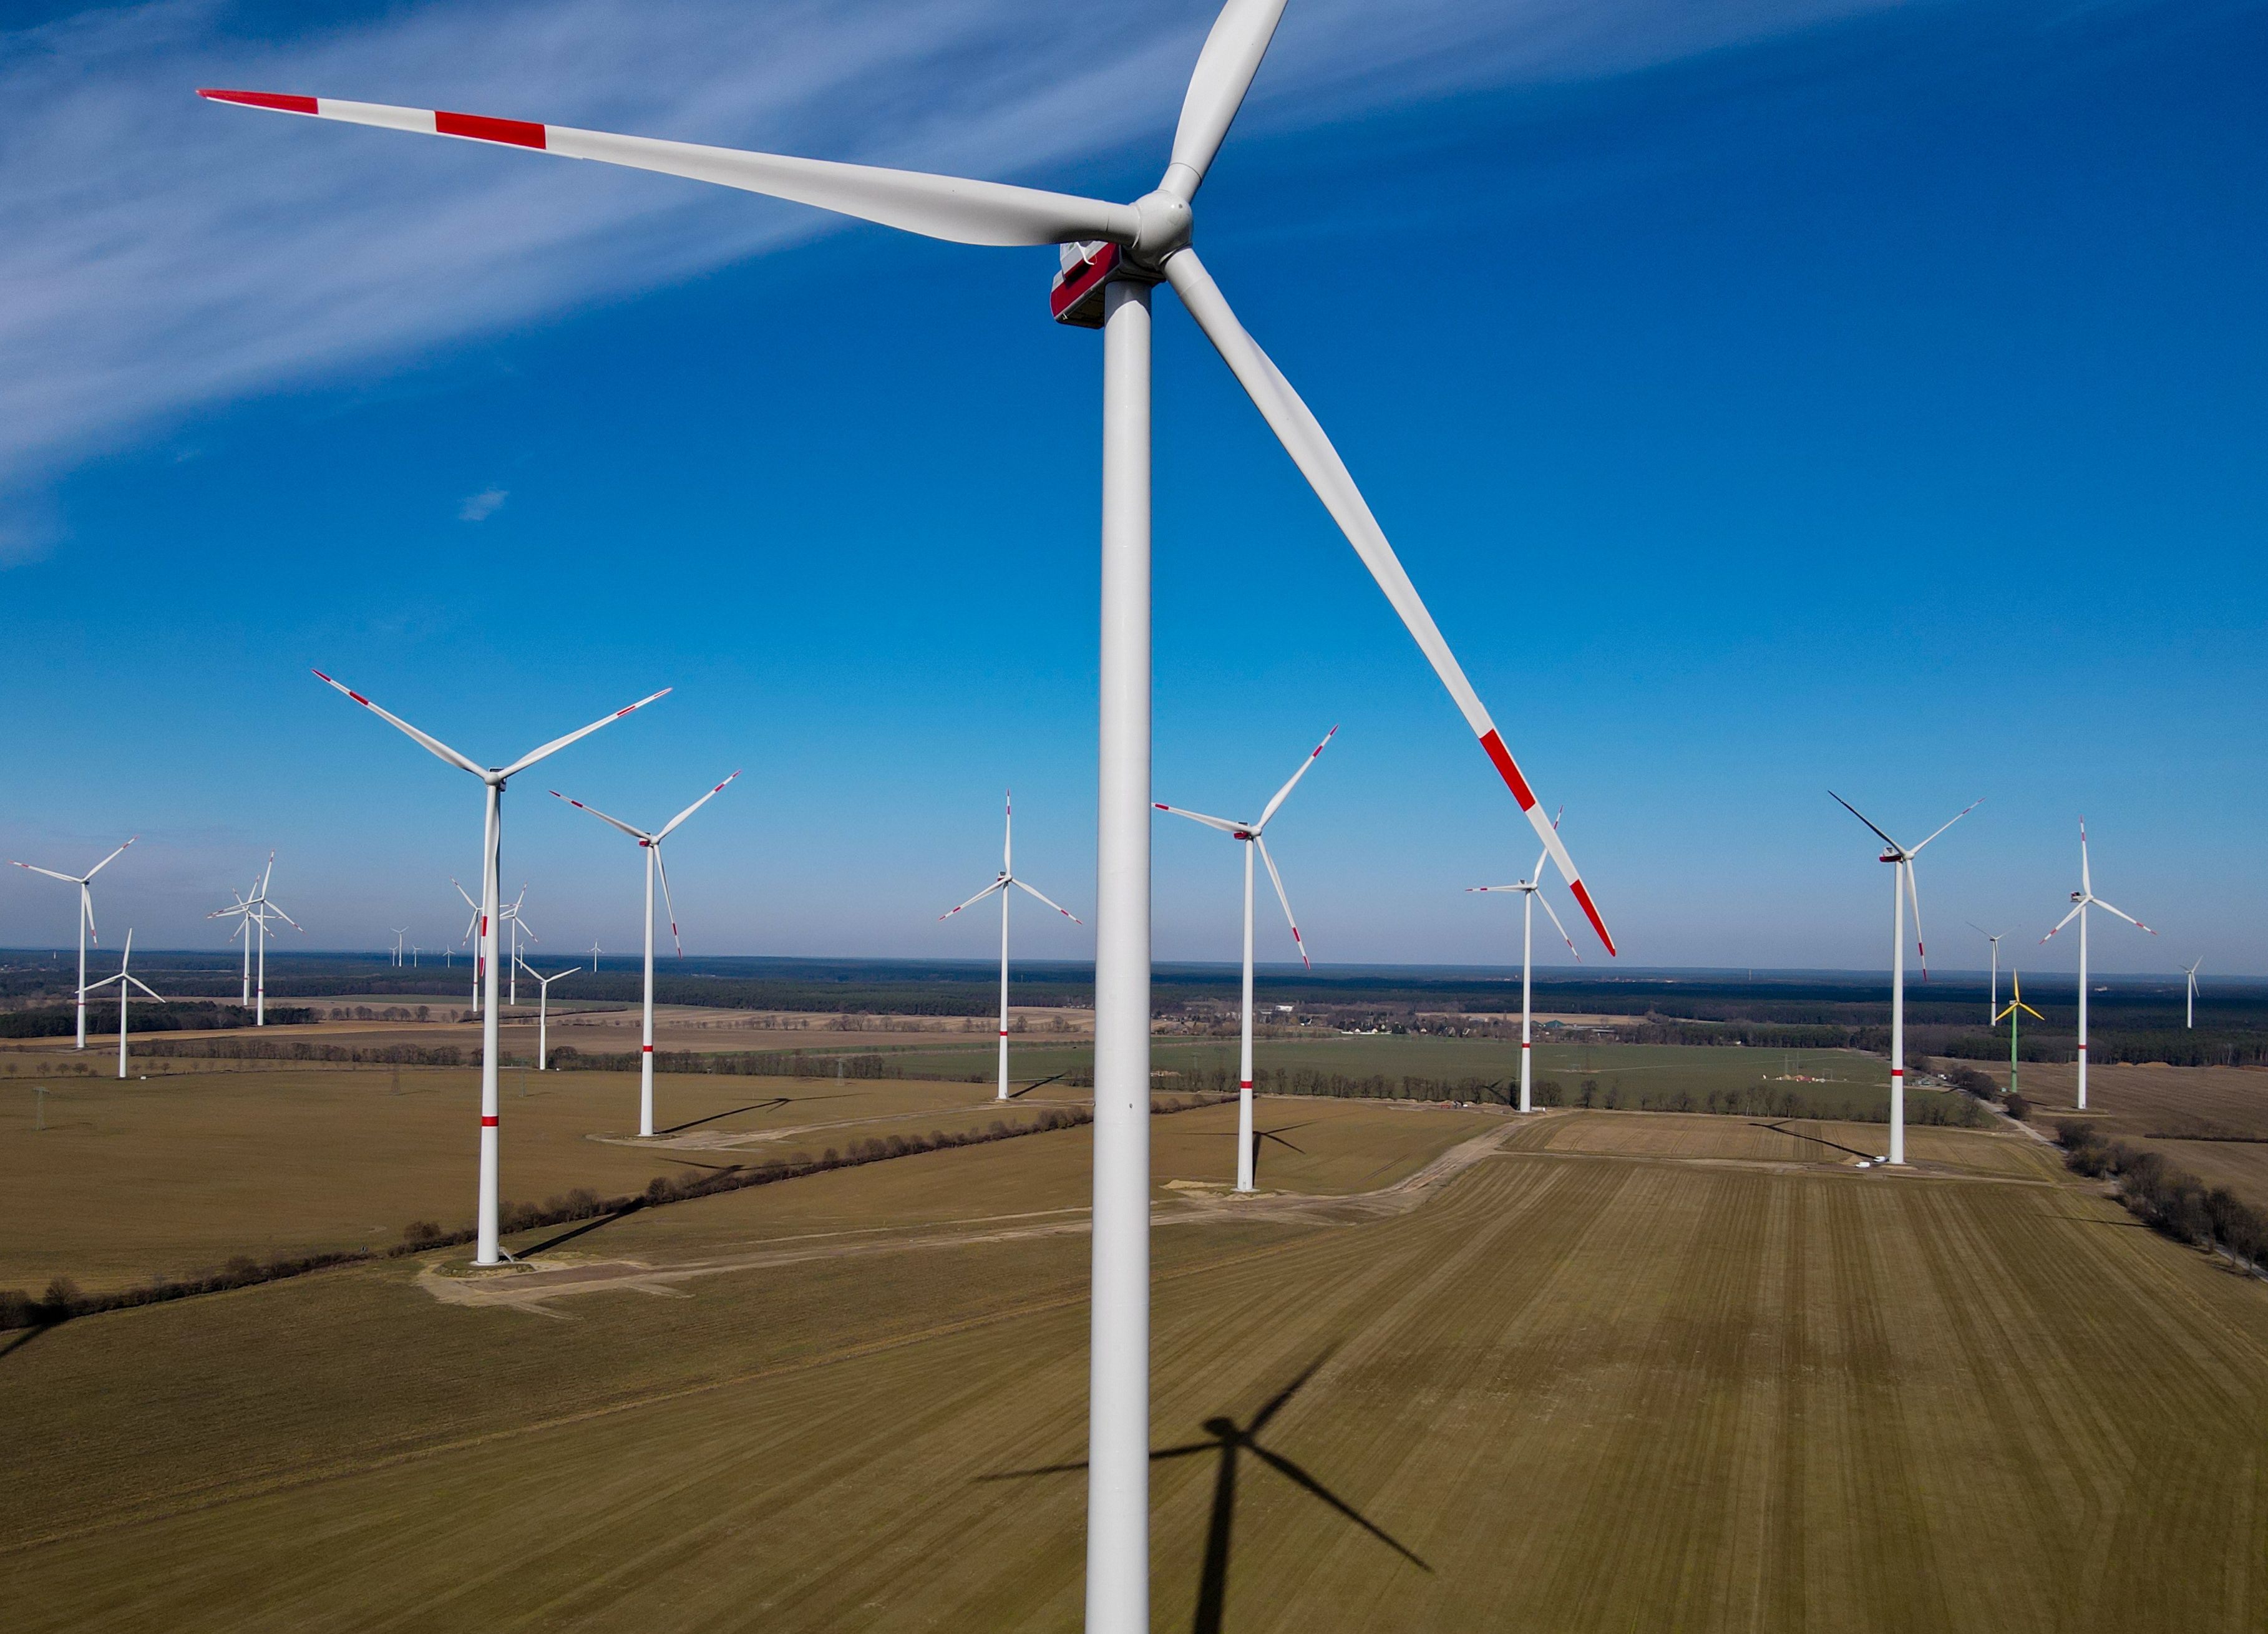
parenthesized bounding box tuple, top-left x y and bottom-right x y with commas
(2, 1091, 2262, 1630)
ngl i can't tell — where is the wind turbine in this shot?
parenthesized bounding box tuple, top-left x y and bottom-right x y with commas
(391, 927, 408, 968)
(940, 792, 1085, 1103)
(1830, 792, 1979, 1166)
(208, 852, 301, 1024)
(504, 887, 538, 1006)
(1467, 808, 1581, 1115)
(84, 930, 166, 1081)
(452, 880, 530, 1011)
(204, 12, 1619, 1615)
(2181, 958, 2202, 1029)
(1968, 923, 2005, 1026)
(552, 771, 739, 1137)
(8, 836, 135, 1049)
(2040, 821, 2154, 1112)
(1156, 727, 1333, 1191)
(515, 958, 577, 1070)
(1995, 971, 2043, 1099)
(313, 670, 668, 1265)
(588, 938, 601, 972)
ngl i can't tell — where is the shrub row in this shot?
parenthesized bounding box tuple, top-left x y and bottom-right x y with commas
(0, 1095, 1224, 1332)
(2055, 1121, 2268, 1273)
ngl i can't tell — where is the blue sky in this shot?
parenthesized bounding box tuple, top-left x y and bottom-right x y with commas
(1, 0, 2261, 977)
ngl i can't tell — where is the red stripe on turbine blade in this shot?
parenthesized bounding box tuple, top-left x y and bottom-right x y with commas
(347, 691, 371, 706)
(1567, 879, 1618, 958)
(480, 1114, 499, 1127)
(1477, 729, 1539, 810)
(198, 89, 318, 114)
(435, 110, 546, 148)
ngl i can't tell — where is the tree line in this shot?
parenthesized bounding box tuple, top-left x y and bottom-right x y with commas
(2055, 1121, 2268, 1274)
(0, 1094, 1227, 1332)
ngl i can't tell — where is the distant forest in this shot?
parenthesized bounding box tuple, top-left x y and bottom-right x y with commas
(0, 951, 2261, 1066)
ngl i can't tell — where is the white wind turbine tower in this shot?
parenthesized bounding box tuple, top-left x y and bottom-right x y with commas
(552, 771, 739, 1138)
(1830, 792, 1979, 1166)
(1967, 923, 2005, 1026)
(84, 930, 166, 1081)
(1156, 727, 1334, 1191)
(2183, 958, 2202, 1029)
(391, 928, 408, 968)
(208, 852, 301, 1025)
(588, 938, 601, 972)
(207, 14, 1620, 1615)
(516, 958, 577, 1070)
(9, 836, 135, 1049)
(940, 792, 1086, 1102)
(503, 887, 538, 1005)
(313, 671, 668, 1265)
(2041, 821, 2154, 1111)
(1467, 808, 1582, 1115)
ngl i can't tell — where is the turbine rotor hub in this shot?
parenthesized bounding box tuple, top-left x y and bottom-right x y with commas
(1127, 190, 1194, 270)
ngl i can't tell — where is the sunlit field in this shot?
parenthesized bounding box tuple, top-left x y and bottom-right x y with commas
(2, 1085, 2262, 1632)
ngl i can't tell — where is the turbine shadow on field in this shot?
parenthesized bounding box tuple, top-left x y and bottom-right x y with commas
(1010, 1073, 1068, 1099)
(1212, 1122, 1310, 1185)
(978, 1348, 1428, 1632)
(522, 1199, 647, 1257)
(657, 1100, 790, 1136)
(1757, 1120, 1878, 1162)
(0, 1325, 48, 1364)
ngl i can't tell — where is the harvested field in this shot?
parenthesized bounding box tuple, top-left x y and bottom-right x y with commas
(1506, 1108, 2060, 1180)
(1, 1104, 2261, 1631)
(2003, 1061, 2268, 1212)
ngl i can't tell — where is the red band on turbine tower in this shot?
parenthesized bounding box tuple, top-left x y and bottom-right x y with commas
(436, 110, 547, 148)
(481, 1115, 499, 1127)
(641, 1044, 653, 1054)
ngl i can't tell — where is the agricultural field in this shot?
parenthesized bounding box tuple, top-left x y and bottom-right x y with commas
(1995, 1059, 2268, 1213)
(2, 1094, 2262, 1631)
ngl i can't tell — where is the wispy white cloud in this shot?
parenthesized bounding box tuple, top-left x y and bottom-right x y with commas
(457, 487, 507, 522)
(0, 0, 1900, 545)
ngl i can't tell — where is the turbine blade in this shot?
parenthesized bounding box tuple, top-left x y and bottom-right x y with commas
(940, 878, 1010, 920)
(1003, 790, 1013, 875)
(1166, 248, 1614, 954)
(655, 769, 741, 840)
(264, 901, 304, 932)
(2079, 819, 2091, 896)
(1165, 0, 1290, 199)
(2091, 898, 2156, 935)
(129, 976, 167, 1002)
(197, 90, 1138, 248)
(548, 789, 652, 842)
(83, 836, 139, 879)
(1012, 878, 1084, 925)
(10, 862, 79, 883)
(450, 877, 480, 912)
(2019, 1003, 2044, 1020)
(1152, 803, 1245, 835)
(1827, 791, 1901, 853)
(1537, 892, 1582, 962)
(1253, 834, 1308, 969)
(82, 888, 99, 948)
(499, 688, 671, 779)
(653, 847, 683, 955)
(1254, 724, 1338, 831)
(2040, 902, 2083, 943)
(1905, 861, 1929, 979)
(1907, 797, 1982, 856)
(312, 670, 485, 777)
(511, 913, 537, 943)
